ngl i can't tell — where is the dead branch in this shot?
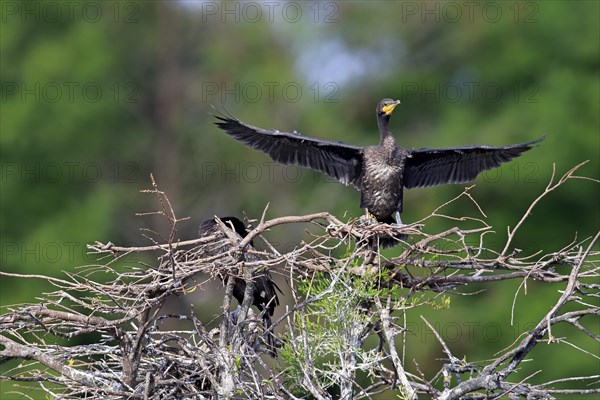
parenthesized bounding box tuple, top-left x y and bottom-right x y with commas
(1, 165, 598, 399)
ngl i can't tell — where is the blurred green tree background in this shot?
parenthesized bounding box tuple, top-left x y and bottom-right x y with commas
(1, 1, 598, 398)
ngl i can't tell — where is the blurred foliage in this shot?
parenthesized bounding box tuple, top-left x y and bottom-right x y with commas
(1, 1, 598, 398)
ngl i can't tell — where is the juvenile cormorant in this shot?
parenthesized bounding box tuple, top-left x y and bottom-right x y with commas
(197, 216, 280, 355)
(214, 99, 543, 226)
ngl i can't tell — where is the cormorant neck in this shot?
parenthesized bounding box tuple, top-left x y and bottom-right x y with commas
(377, 113, 392, 143)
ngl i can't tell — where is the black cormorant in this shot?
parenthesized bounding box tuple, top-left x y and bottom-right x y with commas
(214, 99, 543, 226)
(197, 216, 280, 355)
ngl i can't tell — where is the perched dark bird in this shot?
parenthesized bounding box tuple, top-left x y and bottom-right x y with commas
(198, 216, 281, 355)
(214, 99, 543, 229)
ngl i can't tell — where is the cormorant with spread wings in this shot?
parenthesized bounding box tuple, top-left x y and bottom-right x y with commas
(214, 99, 543, 228)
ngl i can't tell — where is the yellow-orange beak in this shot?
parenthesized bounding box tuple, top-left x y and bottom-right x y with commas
(382, 100, 401, 115)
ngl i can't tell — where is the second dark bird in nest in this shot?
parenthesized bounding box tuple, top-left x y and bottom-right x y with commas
(214, 99, 544, 241)
(198, 216, 281, 356)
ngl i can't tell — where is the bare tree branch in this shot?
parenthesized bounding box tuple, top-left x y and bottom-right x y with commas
(1, 165, 598, 399)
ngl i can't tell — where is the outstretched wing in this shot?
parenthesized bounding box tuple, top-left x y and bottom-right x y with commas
(214, 115, 363, 187)
(403, 136, 544, 189)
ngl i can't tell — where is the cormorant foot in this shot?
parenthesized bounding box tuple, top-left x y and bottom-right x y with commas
(393, 211, 403, 226)
(359, 210, 378, 226)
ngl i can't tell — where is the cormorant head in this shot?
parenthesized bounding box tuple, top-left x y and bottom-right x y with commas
(218, 216, 249, 239)
(377, 98, 401, 117)
(198, 216, 254, 246)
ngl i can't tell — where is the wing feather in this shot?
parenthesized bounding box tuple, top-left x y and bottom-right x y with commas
(404, 136, 544, 189)
(214, 115, 363, 187)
